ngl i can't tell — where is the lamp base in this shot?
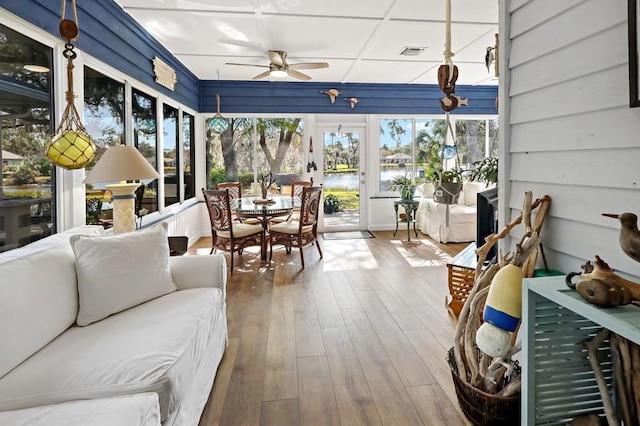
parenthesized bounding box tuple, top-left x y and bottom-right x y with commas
(106, 183, 141, 234)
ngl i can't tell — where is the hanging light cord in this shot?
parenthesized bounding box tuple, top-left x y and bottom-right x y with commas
(55, 0, 85, 134)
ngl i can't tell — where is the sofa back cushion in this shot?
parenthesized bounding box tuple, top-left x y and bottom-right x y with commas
(0, 242, 81, 379)
(71, 224, 177, 326)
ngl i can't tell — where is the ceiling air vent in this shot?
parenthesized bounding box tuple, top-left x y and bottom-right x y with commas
(399, 46, 427, 56)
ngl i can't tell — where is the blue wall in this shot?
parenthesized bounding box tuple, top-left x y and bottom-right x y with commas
(2, 2, 498, 116)
(201, 81, 498, 115)
(1, 0, 200, 111)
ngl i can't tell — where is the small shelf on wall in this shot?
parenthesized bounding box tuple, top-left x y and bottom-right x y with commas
(522, 276, 640, 425)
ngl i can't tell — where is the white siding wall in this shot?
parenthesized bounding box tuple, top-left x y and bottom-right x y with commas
(502, 0, 640, 277)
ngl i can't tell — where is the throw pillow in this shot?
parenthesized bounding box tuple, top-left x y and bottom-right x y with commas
(70, 224, 177, 326)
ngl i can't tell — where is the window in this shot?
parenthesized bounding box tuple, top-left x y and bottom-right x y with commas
(132, 89, 158, 213)
(163, 104, 179, 206)
(182, 112, 195, 199)
(378, 117, 497, 194)
(0, 24, 55, 253)
(455, 118, 499, 168)
(205, 117, 304, 193)
(83, 67, 124, 226)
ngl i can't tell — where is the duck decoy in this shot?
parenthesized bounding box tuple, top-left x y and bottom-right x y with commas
(320, 89, 341, 104)
(602, 213, 640, 263)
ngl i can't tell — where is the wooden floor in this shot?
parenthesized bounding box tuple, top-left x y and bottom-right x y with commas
(194, 231, 471, 426)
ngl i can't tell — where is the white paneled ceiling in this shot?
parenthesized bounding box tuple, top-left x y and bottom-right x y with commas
(113, 0, 499, 85)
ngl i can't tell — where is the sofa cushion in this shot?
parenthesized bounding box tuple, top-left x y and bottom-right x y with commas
(70, 224, 177, 326)
(0, 287, 223, 421)
(0, 226, 104, 379)
(0, 393, 161, 426)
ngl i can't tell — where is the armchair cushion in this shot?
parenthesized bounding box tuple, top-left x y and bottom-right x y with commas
(461, 181, 486, 206)
(216, 223, 263, 239)
(268, 221, 313, 235)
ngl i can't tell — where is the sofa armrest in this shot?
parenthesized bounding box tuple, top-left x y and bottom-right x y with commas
(169, 254, 227, 296)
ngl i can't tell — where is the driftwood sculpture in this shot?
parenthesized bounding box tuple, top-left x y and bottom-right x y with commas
(453, 191, 550, 393)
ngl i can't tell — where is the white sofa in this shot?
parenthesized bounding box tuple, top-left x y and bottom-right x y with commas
(0, 225, 228, 426)
(417, 181, 487, 243)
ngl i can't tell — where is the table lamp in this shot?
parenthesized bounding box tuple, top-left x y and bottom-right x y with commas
(84, 145, 159, 234)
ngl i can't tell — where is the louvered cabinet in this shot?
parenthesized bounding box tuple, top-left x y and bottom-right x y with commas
(522, 276, 640, 425)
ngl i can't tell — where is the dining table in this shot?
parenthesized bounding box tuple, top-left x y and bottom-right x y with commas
(231, 196, 299, 260)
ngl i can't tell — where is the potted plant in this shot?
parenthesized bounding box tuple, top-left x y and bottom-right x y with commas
(469, 157, 498, 186)
(388, 174, 422, 200)
(433, 167, 463, 204)
(323, 194, 342, 214)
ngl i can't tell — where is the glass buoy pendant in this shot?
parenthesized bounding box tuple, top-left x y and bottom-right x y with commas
(208, 94, 229, 134)
(208, 116, 228, 134)
(47, 129, 95, 169)
(46, 1, 96, 169)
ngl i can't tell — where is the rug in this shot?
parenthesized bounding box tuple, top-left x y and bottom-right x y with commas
(322, 231, 375, 240)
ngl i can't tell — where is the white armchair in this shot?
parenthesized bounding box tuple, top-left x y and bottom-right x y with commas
(417, 181, 488, 243)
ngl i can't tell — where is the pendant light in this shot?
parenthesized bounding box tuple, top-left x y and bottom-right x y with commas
(208, 94, 229, 134)
(46, 0, 96, 169)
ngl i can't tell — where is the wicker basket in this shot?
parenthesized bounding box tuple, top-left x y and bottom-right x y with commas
(447, 348, 521, 426)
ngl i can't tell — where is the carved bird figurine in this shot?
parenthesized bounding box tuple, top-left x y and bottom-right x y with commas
(345, 97, 359, 108)
(320, 89, 341, 103)
(485, 47, 495, 72)
(602, 212, 640, 263)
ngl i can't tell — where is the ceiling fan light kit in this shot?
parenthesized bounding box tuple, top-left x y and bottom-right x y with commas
(269, 68, 288, 78)
(226, 50, 328, 80)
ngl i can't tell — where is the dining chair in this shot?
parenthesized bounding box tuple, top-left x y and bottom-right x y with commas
(269, 186, 323, 269)
(269, 180, 312, 224)
(215, 181, 261, 225)
(202, 188, 265, 274)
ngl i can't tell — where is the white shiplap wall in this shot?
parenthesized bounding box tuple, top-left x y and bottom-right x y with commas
(502, 0, 640, 277)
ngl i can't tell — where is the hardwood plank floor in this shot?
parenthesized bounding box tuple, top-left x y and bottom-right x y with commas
(196, 231, 471, 426)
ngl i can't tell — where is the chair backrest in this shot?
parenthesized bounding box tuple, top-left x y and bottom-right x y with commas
(86, 198, 103, 222)
(202, 188, 233, 232)
(215, 182, 242, 199)
(299, 186, 322, 228)
(134, 183, 146, 213)
(291, 180, 312, 198)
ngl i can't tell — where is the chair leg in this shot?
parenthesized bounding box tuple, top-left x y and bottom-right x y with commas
(315, 239, 323, 259)
(230, 251, 234, 275)
(298, 235, 305, 269)
(269, 237, 273, 262)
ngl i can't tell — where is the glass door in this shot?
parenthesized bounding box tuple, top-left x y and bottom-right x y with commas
(317, 126, 365, 231)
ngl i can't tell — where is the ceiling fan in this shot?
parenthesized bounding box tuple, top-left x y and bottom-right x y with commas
(226, 50, 328, 81)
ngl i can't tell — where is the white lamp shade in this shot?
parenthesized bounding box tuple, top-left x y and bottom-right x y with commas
(84, 145, 159, 184)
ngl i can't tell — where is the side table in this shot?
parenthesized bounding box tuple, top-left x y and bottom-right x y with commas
(393, 200, 419, 241)
(446, 242, 477, 316)
(168, 236, 188, 256)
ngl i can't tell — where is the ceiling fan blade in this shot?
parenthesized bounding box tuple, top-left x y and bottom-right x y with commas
(253, 70, 272, 80)
(288, 62, 329, 70)
(268, 50, 286, 66)
(226, 62, 269, 68)
(288, 69, 311, 81)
